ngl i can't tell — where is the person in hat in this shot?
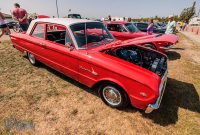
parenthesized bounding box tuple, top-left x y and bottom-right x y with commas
(165, 15, 177, 34)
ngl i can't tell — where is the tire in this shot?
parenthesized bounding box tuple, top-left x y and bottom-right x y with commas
(13, 24, 22, 33)
(143, 44, 157, 50)
(27, 52, 39, 66)
(99, 83, 129, 109)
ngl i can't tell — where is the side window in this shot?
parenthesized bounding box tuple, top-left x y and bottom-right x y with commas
(107, 24, 118, 31)
(137, 23, 148, 29)
(65, 31, 72, 44)
(46, 23, 72, 45)
(107, 24, 127, 32)
(32, 23, 45, 39)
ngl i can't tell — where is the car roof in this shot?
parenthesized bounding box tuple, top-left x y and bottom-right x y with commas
(103, 21, 130, 25)
(27, 18, 97, 34)
(32, 18, 96, 25)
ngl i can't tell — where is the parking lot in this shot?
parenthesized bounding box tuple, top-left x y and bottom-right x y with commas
(0, 33, 199, 134)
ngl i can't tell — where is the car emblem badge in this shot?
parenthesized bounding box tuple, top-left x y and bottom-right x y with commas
(80, 66, 98, 76)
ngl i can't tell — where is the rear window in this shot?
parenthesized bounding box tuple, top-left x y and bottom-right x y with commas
(107, 24, 127, 32)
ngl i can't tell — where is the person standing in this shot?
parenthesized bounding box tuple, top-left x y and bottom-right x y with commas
(128, 18, 132, 22)
(182, 21, 187, 31)
(108, 15, 111, 21)
(179, 21, 184, 31)
(0, 12, 11, 43)
(147, 18, 154, 34)
(165, 15, 177, 34)
(12, 3, 29, 31)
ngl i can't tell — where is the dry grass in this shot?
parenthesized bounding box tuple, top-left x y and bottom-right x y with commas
(0, 33, 199, 135)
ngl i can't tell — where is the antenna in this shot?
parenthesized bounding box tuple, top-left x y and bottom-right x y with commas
(56, 0, 59, 18)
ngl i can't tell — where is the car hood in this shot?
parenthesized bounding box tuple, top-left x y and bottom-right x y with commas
(130, 31, 148, 36)
(92, 40, 166, 57)
(122, 34, 178, 45)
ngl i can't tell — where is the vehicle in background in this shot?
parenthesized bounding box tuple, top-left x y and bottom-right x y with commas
(189, 17, 200, 26)
(10, 18, 168, 113)
(111, 17, 125, 21)
(133, 22, 166, 34)
(103, 21, 178, 52)
(68, 14, 82, 19)
(4, 19, 22, 33)
(12, 22, 23, 33)
(4, 19, 17, 29)
(156, 22, 167, 29)
(37, 15, 50, 19)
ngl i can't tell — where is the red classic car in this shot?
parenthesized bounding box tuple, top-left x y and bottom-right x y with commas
(10, 18, 168, 113)
(103, 21, 178, 52)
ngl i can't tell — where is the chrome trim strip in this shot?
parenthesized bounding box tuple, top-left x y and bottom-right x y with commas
(159, 45, 173, 50)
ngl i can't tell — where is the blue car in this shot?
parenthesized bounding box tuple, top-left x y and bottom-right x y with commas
(133, 22, 166, 34)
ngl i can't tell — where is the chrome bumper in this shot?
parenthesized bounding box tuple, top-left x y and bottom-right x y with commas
(159, 45, 173, 50)
(145, 71, 168, 113)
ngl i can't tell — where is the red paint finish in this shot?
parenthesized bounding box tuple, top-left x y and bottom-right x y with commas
(37, 15, 50, 19)
(103, 21, 178, 52)
(10, 21, 167, 110)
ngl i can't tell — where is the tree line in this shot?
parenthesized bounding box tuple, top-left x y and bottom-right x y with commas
(132, 1, 197, 23)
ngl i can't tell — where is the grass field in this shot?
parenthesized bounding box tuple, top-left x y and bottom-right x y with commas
(0, 33, 200, 134)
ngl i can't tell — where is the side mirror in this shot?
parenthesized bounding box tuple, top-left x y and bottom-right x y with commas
(66, 42, 74, 51)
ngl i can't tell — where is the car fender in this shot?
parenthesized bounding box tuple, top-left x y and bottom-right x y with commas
(94, 78, 127, 92)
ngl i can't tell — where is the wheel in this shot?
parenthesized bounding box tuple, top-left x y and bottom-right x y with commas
(27, 52, 38, 66)
(13, 24, 22, 33)
(143, 44, 157, 50)
(99, 83, 129, 108)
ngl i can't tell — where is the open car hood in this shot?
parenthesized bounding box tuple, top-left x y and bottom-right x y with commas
(97, 40, 164, 56)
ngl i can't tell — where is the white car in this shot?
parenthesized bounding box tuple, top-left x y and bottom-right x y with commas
(189, 17, 200, 26)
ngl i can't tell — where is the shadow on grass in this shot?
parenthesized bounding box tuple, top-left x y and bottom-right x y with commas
(142, 78, 200, 126)
(39, 63, 200, 126)
(40, 63, 95, 94)
(166, 51, 181, 61)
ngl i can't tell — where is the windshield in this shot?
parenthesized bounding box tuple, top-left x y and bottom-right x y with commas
(68, 14, 81, 19)
(125, 23, 140, 33)
(70, 22, 114, 49)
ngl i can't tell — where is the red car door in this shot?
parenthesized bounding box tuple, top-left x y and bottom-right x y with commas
(22, 22, 47, 63)
(41, 23, 79, 80)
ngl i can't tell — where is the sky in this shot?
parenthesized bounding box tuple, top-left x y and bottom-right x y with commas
(0, 0, 200, 18)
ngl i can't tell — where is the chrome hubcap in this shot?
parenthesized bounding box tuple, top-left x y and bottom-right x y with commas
(102, 86, 122, 106)
(28, 53, 35, 64)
